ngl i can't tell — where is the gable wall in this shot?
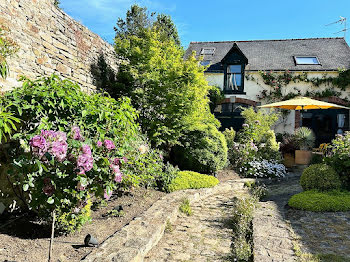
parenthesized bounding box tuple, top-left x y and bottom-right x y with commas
(0, 0, 118, 92)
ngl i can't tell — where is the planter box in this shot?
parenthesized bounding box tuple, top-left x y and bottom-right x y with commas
(295, 150, 312, 165)
(283, 153, 295, 168)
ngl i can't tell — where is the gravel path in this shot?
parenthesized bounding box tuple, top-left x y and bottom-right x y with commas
(144, 182, 248, 262)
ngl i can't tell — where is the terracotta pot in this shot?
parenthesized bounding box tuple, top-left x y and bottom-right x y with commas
(295, 150, 312, 165)
(283, 153, 295, 168)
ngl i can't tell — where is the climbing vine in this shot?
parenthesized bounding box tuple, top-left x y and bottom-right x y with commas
(247, 69, 350, 103)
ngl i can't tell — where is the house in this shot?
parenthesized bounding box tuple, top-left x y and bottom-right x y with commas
(185, 37, 350, 145)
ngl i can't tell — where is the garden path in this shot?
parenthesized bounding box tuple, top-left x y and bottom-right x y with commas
(144, 182, 248, 262)
(255, 170, 350, 261)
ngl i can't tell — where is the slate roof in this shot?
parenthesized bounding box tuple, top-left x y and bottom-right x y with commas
(185, 38, 350, 72)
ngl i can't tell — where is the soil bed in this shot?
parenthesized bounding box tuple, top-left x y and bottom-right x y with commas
(0, 187, 165, 262)
(0, 170, 236, 262)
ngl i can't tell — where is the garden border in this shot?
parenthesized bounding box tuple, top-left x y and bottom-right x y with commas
(83, 178, 253, 262)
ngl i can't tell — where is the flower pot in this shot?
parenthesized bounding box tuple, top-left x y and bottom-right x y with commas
(283, 153, 295, 168)
(295, 150, 312, 165)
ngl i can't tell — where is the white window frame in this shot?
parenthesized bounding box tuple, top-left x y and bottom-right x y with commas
(200, 47, 216, 55)
(294, 56, 320, 65)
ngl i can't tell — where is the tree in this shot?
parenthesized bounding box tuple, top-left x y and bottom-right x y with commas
(113, 5, 219, 152)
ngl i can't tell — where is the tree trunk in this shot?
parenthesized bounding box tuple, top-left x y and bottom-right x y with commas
(48, 210, 56, 262)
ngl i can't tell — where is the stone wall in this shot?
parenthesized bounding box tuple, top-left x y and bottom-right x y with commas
(0, 0, 119, 212)
(0, 0, 118, 92)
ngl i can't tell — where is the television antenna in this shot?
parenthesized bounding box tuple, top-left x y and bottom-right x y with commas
(326, 16, 348, 39)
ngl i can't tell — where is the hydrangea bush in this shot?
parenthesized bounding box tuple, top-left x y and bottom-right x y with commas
(9, 126, 130, 230)
(1, 75, 173, 231)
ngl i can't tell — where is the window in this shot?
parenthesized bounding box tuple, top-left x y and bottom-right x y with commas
(226, 65, 243, 92)
(294, 56, 320, 65)
(200, 47, 215, 55)
(200, 60, 211, 66)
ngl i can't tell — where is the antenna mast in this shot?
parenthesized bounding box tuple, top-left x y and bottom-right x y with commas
(326, 16, 348, 39)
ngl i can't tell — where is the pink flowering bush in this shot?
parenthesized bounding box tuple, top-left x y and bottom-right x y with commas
(3, 75, 171, 232)
(8, 126, 129, 232)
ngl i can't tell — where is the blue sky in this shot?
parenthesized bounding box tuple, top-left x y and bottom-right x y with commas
(60, 0, 350, 48)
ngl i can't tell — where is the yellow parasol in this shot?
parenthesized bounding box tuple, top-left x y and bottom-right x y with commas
(258, 97, 350, 110)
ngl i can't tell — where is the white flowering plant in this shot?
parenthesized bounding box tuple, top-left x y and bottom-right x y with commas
(239, 158, 286, 178)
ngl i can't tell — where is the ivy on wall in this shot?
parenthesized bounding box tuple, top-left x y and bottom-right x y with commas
(245, 69, 350, 103)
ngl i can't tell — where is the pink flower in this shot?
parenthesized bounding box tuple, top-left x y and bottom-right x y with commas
(30, 135, 47, 150)
(114, 173, 123, 183)
(77, 153, 94, 173)
(72, 126, 83, 141)
(110, 163, 120, 174)
(122, 156, 128, 163)
(50, 141, 68, 162)
(40, 130, 56, 139)
(112, 158, 120, 165)
(97, 141, 103, 147)
(82, 144, 92, 155)
(104, 139, 116, 150)
(56, 131, 67, 142)
(104, 190, 112, 200)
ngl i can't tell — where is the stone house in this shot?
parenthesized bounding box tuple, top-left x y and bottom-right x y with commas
(185, 37, 350, 145)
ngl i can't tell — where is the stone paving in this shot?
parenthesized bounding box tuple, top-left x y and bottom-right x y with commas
(252, 173, 301, 262)
(144, 187, 248, 262)
(255, 170, 350, 261)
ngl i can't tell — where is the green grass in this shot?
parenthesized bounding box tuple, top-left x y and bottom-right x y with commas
(179, 198, 192, 216)
(289, 190, 350, 212)
(168, 171, 219, 192)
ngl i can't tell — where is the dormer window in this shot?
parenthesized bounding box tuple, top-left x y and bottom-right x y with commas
(201, 47, 215, 55)
(294, 56, 320, 65)
(221, 43, 248, 94)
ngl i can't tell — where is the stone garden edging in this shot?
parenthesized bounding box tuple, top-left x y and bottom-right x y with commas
(83, 179, 250, 262)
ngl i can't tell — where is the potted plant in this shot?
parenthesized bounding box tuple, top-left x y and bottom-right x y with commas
(294, 127, 315, 165)
(280, 134, 297, 167)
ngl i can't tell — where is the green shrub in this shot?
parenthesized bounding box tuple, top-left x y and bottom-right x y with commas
(179, 198, 192, 216)
(310, 153, 324, 165)
(122, 141, 164, 188)
(231, 196, 257, 261)
(244, 181, 268, 200)
(232, 236, 252, 262)
(168, 171, 219, 192)
(238, 107, 279, 144)
(223, 127, 236, 149)
(324, 132, 350, 189)
(288, 190, 350, 212)
(155, 162, 179, 193)
(300, 164, 341, 191)
(172, 124, 227, 174)
(56, 198, 92, 234)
